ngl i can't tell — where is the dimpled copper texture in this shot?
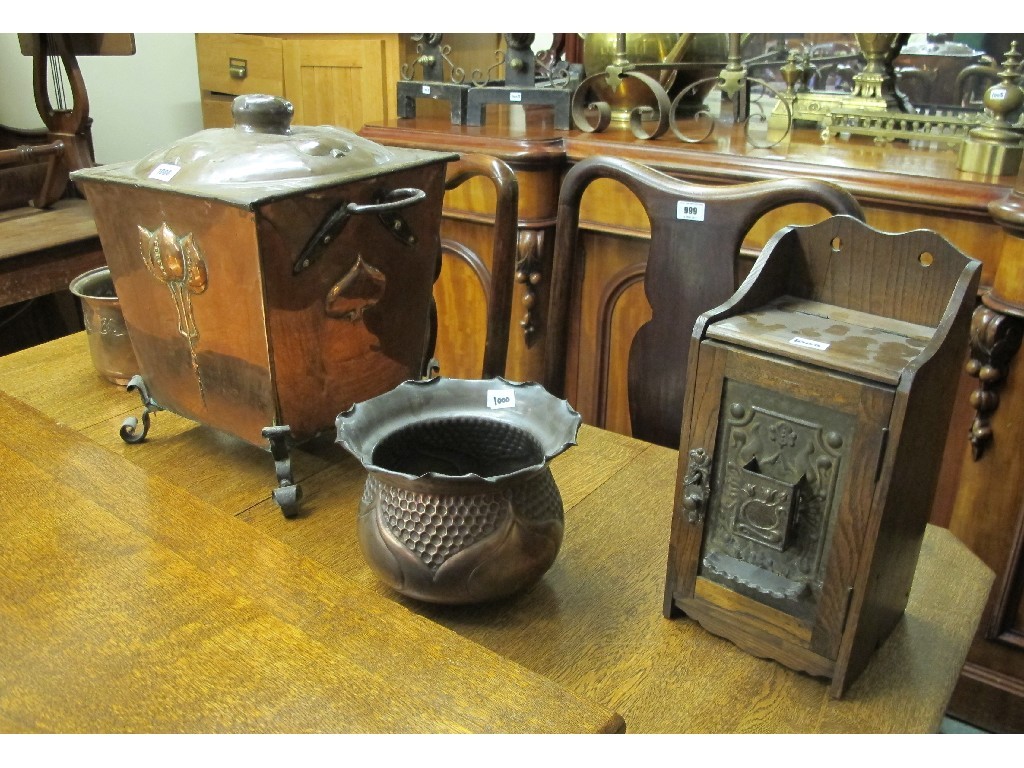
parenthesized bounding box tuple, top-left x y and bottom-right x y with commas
(373, 474, 506, 570)
(368, 464, 564, 571)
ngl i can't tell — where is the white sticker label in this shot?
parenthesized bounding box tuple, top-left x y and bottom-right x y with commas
(487, 389, 516, 409)
(789, 336, 830, 351)
(148, 163, 181, 182)
(421, 85, 431, 95)
(509, 91, 522, 103)
(990, 87, 1007, 99)
(677, 201, 705, 221)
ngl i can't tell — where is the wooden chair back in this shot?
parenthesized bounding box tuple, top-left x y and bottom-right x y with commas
(425, 152, 519, 378)
(543, 155, 865, 448)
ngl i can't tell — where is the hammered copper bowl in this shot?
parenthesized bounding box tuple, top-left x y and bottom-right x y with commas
(336, 377, 581, 604)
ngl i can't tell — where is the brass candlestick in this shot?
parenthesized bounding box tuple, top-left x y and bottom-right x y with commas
(774, 33, 910, 128)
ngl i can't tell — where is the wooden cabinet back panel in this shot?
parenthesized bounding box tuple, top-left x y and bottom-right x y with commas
(283, 39, 387, 128)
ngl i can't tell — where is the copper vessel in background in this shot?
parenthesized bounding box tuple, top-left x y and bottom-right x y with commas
(69, 266, 139, 386)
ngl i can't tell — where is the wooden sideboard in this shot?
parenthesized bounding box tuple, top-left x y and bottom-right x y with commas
(359, 109, 1024, 732)
(194, 34, 503, 130)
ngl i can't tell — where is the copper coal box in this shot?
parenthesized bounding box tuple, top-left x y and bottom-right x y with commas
(72, 95, 457, 514)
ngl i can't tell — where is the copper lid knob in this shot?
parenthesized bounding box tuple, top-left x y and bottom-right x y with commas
(232, 94, 294, 135)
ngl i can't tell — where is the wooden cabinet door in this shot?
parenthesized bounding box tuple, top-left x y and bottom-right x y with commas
(283, 38, 389, 129)
(668, 341, 893, 670)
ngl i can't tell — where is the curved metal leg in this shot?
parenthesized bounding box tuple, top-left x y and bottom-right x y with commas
(120, 375, 162, 444)
(262, 425, 303, 518)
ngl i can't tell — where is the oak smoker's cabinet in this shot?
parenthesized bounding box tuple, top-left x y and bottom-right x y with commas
(663, 215, 981, 697)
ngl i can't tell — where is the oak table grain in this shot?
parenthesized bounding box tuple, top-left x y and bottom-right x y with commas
(0, 386, 623, 733)
(0, 334, 995, 733)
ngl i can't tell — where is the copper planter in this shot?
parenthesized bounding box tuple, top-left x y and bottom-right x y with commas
(336, 377, 581, 604)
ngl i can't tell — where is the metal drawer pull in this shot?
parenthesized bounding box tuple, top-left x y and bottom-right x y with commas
(229, 57, 247, 79)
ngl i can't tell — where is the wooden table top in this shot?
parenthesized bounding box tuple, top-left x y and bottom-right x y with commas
(0, 334, 995, 733)
(0, 369, 622, 733)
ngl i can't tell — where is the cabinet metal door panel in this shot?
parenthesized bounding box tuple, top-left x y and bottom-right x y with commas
(682, 342, 894, 660)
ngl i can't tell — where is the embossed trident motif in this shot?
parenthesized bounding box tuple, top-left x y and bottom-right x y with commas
(138, 223, 209, 399)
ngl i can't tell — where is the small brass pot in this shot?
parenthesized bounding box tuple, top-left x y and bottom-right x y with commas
(336, 377, 581, 604)
(69, 266, 138, 386)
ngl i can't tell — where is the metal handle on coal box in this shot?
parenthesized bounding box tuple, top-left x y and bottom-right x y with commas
(292, 187, 426, 275)
(346, 187, 425, 214)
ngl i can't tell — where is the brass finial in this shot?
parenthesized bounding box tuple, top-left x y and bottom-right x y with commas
(957, 41, 1024, 175)
(781, 51, 802, 96)
(982, 42, 1023, 129)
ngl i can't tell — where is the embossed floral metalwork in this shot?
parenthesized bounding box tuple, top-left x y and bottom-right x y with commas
(768, 422, 798, 448)
(138, 223, 209, 399)
(703, 385, 852, 598)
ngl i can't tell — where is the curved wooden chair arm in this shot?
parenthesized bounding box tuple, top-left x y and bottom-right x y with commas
(0, 140, 67, 209)
(443, 153, 520, 378)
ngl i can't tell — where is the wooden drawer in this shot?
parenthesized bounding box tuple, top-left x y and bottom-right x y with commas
(199, 93, 235, 129)
(196, 33, 284, 98)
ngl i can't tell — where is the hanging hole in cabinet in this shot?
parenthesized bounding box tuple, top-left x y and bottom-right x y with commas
(918, 251, 934, 267)
(830, 236, 842, 252)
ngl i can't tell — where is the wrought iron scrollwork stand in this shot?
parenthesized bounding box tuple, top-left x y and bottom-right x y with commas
(571, 33, 793, 149)
(464, 33, 581, 131)
(397, 33, 471, 124)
